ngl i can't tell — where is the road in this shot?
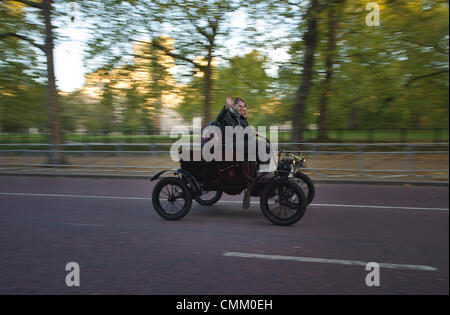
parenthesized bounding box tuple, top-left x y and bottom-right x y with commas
(0, 176, 448, 294)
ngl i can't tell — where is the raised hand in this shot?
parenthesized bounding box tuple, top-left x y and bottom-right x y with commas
(225, 93, 233, 109)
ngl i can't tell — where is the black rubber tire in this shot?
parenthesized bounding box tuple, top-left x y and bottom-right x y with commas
(152, 177, 192, 220)
(293, 172, 315, 205)
(195, 190, 223, 206)
(260, 179, 308, 226)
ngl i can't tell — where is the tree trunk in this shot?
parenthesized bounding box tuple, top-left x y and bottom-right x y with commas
(42, 0, 65, 164)
(292, 0, 320, 143)
(318, 1, 344, 141)
(203, 53, 213, 123)
(348, 105, 359, 129)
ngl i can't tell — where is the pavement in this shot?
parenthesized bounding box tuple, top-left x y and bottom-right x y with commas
(0, 150, 448, 183)
(0, 176, 448, 294)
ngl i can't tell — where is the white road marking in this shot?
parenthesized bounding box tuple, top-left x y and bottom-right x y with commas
(309, 203, 450, 212)
(53, 222, 107, 227)
(0, 192, 149, 200)
(0, 191, 444, 272)
(218, 200, 449, 211)
(223, 252, 438, 271)
(0, 192, 448, 211)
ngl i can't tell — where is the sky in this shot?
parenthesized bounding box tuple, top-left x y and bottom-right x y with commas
(53, 7, 290, 93)
(54, 2, 87, 93)
(55, 26, 86, 92)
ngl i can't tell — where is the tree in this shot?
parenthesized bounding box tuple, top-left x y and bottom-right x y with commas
(98, 83, 115, 132)
(254, 0, 448, 136)
(214, 51, 279, 125)
(0, 1, 47, 132)
(317, 0, 346, 141)
(83, 0, 239, 124)
(246, 0, 326, 141)
(178, 50, 278, 125)
(329, 0, 449, 130)
(122, 83, 146, 132)
(143, 0, 241, 123)
(291, 0, 323, 142)
(0, 0, 66, 163)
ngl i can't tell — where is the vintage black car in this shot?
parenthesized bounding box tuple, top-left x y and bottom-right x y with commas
(150, 135, 315, 226)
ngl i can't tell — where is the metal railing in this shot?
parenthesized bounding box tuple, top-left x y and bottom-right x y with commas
(1, 128, 448, 143)
(0, 142, 448, 182)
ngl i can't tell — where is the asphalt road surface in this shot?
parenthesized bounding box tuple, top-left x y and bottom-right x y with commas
(0, 176, 448, 294)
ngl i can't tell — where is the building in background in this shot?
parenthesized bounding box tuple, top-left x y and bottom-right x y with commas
(65, 36, 189, 134)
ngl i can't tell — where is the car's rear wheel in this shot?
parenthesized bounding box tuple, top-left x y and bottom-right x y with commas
(152, 177, 192, 220)
(195, 190, 223, 206)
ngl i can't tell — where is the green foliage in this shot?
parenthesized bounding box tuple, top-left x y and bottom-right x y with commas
(177, 50, 287, 126)
(274, 0, 449, 130)
(324, 0, 449, 129)
(0, 0, 47, 132)
(122, 84, 145, 132)
(0, 0, 448, 137)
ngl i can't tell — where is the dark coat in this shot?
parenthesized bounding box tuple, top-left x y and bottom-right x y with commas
(215, 105, 248, 129)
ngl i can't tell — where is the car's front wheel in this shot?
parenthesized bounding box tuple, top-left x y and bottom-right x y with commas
(260, 179, 308, 226)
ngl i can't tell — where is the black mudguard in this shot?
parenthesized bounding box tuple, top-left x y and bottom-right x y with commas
(150, 169, 173, 181)
(150, 168, 202, 197)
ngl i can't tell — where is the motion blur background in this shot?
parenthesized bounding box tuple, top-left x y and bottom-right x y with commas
(0, 1, 449, 296)
(0, 0, 448, 181)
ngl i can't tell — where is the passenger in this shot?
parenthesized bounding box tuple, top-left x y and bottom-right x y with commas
(202, 94, 249, 145)
(202, 93, 269, 169)
(216, 94, 248, 128)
